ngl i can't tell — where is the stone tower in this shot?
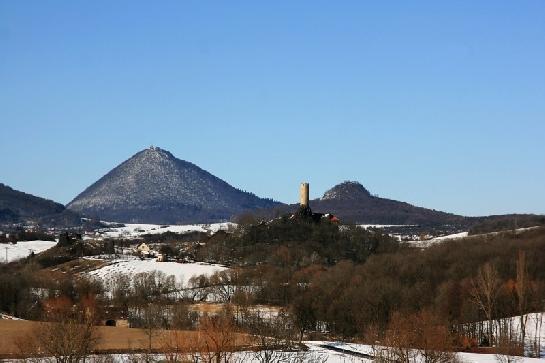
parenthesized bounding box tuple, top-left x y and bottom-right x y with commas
(300, 182, 309, 208)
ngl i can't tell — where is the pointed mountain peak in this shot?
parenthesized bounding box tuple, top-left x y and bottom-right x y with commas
(322, 181, 371, 200)
(138, 146, 174, 158)
(67, 148, 279, 224)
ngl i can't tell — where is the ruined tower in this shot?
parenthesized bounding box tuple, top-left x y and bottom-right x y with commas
(300, 182, 309, 208)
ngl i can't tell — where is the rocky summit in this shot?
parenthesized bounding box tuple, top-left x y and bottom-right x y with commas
(321, 181, 372, 201)
(67, 147, 279, 224)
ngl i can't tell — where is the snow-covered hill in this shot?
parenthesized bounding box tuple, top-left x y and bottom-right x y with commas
(67, 146, 279, 224)
(0, 183, 82, 228)
(407, 226, 542, 247)
(87, 258, 226, 286)
(1, 240, 57, 263)
(97, 222, 236, 239)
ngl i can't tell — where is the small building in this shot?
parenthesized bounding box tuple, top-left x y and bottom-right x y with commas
(136, 242, 150, 254)
(323, 213, 340, 224)
(103, 319, 129, 328)
(156, 253, 166, 262)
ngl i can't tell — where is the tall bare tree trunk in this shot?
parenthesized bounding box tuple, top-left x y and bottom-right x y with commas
(516, 250, 528, 344)
(471, 262, 500, 346)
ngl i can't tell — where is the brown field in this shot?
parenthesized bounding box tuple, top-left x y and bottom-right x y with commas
(0, 319, 252, 359)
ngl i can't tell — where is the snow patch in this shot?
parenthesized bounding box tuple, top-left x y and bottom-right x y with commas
(98, 222, 236, 239)
(87, 259, 227, 286)
(0, 240, 57, 263)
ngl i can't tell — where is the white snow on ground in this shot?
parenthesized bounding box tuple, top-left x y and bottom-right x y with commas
(28, 341, 542, 363)
(359, 224, 416, 229)
(232, 342, 372, 362)
(3, 340, 544, 362)
(407, 226, 543, 248)
(458, 352, 544, 362)
(0, 313, 22, 320)
(477, 312, 545, 357)
(87, 259, 227, 286)
(312, 341, 545, 362)
(98, 222, 236, 239)
(522, 313, 545, 355)
(407, 231, 470, 247)
(0, 240, 57, 263)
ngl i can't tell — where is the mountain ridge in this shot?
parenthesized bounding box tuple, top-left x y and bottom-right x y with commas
(0, 183, 82, 227)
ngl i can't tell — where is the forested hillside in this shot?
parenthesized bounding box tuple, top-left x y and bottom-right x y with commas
(0, 183, 82, 227)
(194, 220, 545, 341)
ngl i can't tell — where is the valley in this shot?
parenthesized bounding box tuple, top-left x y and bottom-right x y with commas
(1, 149, 544, 362)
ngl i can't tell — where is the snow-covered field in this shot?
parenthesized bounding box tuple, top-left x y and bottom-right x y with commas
(407, 231, 470, 247)
(87, 259, 227, 286)
(478, 312, 545, 357)
(458, 352, 544, 362)
(7, 340, 542, 363)
(359, 224, 416, 229)
(98, 222, 236, 239)
(0, 240, 57, 263)
(306, 341, 545, 362)
(407, 226, 543, 248)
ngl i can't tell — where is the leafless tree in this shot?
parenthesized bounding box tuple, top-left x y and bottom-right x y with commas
(197, 313, 239, 363)
(366, 311, 458, 363)
(528, 313, 543, 358)
(246, 309, 301, 363)
(209, 270, 239, 303)
(18, 296, 100, 363)
(494, 328, 523, 363)
(161, 329, 198, 363)
(141, 302, 168, 359)
(471, 262, 501, 346)
(515, 251, 528, 343)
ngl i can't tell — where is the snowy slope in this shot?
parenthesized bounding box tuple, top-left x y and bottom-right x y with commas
(67, 146, 279, 224)
(2, 340, 543, 362)
(87, 259, 227, 286)
(99, 222, 236, 239)
(407, 231, 470, 247)
(1, 240, 57, 263)
(407, 226, 542, 247)
(359, 224, 416, 229)
(309, 341, 545, 362)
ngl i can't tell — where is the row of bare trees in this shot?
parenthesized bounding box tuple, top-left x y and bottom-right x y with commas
(365, 310, 458, 363)
(468, 250, 543, 357)
(17, 295, 99, 363)
(16, 300, 326, 363)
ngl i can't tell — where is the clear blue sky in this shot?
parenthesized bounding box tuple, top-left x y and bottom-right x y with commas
(1, 1, 544, 216)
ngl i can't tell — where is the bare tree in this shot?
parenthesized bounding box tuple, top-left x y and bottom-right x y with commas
(141, 302, 168, 359)
(367, 311, 458, 363)
(209, 270, 239, 303)
(528, 312, 543, 358)
(198, 313, 238, 363)
(161, 330, 199, 363)
(471, 262, 501, 346)
(494, 326, 523, 363)
(18, 296, 100, 363)
(515, 251, 528, 343)
(247, 309, 300, 363)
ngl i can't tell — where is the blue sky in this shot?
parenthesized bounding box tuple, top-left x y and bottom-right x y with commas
(0, 1, 544, 216)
